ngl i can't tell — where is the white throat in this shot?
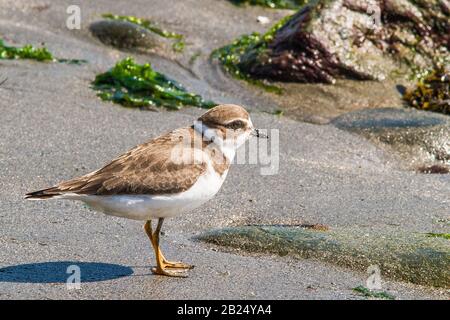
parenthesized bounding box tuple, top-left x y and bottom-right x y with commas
(193, 121, 236, 162)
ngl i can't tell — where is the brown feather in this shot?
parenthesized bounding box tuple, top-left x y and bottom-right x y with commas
(198, 104, 249, 128)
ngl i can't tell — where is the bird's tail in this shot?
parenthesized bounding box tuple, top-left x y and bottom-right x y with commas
(25, 186, 62, 200)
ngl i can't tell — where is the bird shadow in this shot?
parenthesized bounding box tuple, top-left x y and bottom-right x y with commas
(0, 261, 133, 283)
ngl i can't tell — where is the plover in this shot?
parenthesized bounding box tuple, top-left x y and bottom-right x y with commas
(26, 104, 267, 277)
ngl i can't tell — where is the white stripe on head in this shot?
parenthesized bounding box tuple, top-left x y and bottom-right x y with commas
(193, 120, 236, 161)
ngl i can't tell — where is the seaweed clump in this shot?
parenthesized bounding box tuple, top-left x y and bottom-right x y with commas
(102, 14, 185, 52)
(92, 57, 216, 110)
(229, 0, 307, 9)
(426, 233, 450, 240)
(0, 39, 53, 61)
(0, 39, 87, 64)
(403, 67, 450, 115)
(212, 15, 292, 93)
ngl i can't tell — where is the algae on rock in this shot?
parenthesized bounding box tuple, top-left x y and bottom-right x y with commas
(212, 15, 293, 93)
(101, 14, 185, 53)
(198, 225, 450, 288)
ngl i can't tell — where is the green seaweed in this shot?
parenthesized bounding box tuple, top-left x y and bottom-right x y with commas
(263, 109, 284, 116)
(212, 15, 293, 94)
(102, 13, 185, 53)
(273, 109, 284, 116)
(353, 286, 395, 300)
(425, 233, 450, 240)
(92, 57, 216, 110)
(0, 39, 88, 64)
(229, 0, 308, 9)
(0, 39, 53, 61)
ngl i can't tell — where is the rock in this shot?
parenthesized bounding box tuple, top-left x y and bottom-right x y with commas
(197, 225, 450, 288)
(331, 108, 450, 171)
(238, 0, 449, 83)
(89, 20, 170, 52)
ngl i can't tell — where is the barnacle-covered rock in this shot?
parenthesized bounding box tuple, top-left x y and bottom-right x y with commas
(228, 0, 449, 83)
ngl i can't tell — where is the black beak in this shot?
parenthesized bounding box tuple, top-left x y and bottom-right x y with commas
(252, 128, 269, 139)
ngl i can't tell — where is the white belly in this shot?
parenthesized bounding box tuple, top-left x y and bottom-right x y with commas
(69, 168, 228, 220)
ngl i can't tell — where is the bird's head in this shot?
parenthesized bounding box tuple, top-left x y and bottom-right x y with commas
(193, 104, 267, 160)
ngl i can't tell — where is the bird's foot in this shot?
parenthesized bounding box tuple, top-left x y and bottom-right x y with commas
(151, 266, 189, 278)
(163, 260, 194, 270)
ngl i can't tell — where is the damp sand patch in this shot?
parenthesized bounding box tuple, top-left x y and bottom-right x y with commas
(92, 57, 216, 110)
(331, 108, 450, 172)
(197, 225, 450, 288)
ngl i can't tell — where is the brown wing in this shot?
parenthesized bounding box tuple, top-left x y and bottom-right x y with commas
(26, 127, 208, 198)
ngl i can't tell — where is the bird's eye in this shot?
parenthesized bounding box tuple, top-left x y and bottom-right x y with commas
(225, 120, 245, 130)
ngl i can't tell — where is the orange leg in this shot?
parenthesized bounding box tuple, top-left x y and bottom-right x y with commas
(144, 219, 193, 277)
